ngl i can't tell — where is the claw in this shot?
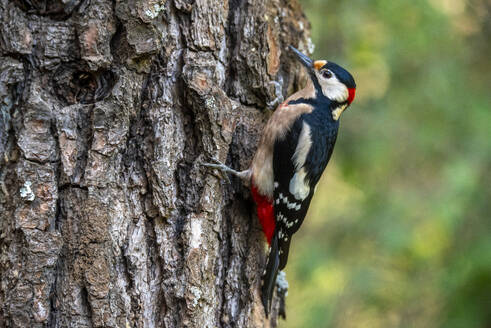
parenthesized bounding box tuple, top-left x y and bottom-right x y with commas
(208, 157, 223, 165)
(201, 157, 238, 175)
(201, 162, 224, 170)
(201, 157, 235, 184)
(201, 156, 251, 185)
(202, 161, 230, 173)
(202, 161, 231, 184)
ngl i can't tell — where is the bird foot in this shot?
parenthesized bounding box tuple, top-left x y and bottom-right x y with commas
(201, 157, 232, 184)
(202, 157, 233, 173)
(201, 157, 251, 185)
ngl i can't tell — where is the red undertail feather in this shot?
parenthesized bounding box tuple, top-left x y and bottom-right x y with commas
(251, 184, 275, 245)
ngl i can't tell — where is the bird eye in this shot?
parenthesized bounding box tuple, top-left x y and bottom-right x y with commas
(322, 70, 332, 79)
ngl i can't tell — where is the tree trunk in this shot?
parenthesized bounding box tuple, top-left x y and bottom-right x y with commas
(0, 0, 311, 326)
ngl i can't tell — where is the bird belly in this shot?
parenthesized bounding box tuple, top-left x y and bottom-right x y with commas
(251, 147, 274, 198)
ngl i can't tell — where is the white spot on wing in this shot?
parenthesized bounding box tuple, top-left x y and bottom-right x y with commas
(287, 200, 300, 210)
(278, 192, 302, 211)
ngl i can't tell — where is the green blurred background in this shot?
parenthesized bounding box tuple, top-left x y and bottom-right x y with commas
(284, 0, 491, 327)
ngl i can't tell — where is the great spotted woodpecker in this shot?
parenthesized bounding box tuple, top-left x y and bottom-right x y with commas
(203, 46, 356, 315)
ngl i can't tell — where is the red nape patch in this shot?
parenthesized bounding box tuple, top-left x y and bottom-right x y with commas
(251, 184, 275, 245)
(348, 88, 356, 105)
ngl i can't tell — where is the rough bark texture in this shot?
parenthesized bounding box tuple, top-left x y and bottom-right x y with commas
(0, 0, 312, 327)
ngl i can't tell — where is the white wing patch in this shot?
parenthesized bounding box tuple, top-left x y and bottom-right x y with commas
(289, 168, 310, 201)
(289, 122, 312, 201)
(292, 122, 312, 170)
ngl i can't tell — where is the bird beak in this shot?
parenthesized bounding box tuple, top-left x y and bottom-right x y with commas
(289, 46, 314, 73)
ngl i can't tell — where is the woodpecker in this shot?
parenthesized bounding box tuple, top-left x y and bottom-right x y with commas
(203, 45, 356, 315)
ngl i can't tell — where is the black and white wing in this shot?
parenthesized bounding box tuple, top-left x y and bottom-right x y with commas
(261, 114, 338, 314)
(273, 115, 338, 269)
(273, 117, 314, 269)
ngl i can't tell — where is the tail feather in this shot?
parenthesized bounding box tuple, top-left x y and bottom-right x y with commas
(278, 235, 292, 270)
(261, 232, 280, 317)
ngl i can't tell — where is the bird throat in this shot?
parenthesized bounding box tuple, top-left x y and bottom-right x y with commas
(332, 104, 348, 121)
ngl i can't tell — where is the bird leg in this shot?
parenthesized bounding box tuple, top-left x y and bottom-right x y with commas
(202, 157, 251, 186)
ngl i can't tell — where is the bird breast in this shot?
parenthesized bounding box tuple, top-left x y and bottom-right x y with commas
(251, 101, 313, 197)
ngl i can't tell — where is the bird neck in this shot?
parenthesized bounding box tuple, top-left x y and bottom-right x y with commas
(286, 79, 340, 108)
(286, 79, 316, 104)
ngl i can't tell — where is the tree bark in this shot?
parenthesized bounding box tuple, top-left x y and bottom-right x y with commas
(0, 0, 311, 326)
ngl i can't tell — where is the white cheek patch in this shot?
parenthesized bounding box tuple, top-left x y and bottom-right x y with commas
(289, 168, 310, 201)
(319, 74, 349, 103)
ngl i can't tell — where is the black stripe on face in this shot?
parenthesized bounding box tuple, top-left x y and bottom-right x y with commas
(323, 62, 356, 89)
(311, 72, 324, 96)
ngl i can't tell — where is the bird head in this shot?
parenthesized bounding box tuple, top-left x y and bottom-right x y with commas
(289, 46, 356, 107)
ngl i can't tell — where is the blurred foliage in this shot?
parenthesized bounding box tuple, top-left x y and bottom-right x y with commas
(284, 0, 491, 327)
